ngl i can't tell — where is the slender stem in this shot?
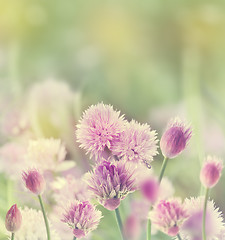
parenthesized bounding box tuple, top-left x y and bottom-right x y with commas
(38, 195, 51, 240)
(147, 157, 169, 240)
(115, 208, 126, 240)
(158, 157, 168, 183)
(73, 237, 76, 240)
(202, 188, 209, 240)
(147, 217, 151, 240)
(177, 233, 182, 240)
(147, 157, 169, 239)
(11, 233, 15, 240)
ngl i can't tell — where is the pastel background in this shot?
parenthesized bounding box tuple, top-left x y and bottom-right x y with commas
(0, 0, 225, 239)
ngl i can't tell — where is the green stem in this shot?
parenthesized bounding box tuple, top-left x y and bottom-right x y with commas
(38, 195, 51, 240)
(147, 217, 151, 240)
(11, 233, 15, 240)
(177, 233, 182, 240)
(147, 157, 169, 240)
(73, 237, 76, 240)
(115, 208, 126, 240)
(158, 157, 168, 183)
(202, 188, 209, 240)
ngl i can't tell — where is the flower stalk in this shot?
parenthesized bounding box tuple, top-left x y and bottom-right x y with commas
(202, 188, 209, 240)
(115, 208, 126, 240)
(38, 195, 51, 240)
(11, 233, 15, 240)
(158, 157, 168, 183)
(177, 233, 182, 240)
(147, 157, 169, 240)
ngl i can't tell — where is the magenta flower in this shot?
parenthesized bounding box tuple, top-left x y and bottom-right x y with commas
(200, 156, 223, 189)
(149, 198, 188, 236)
(22, 169, 46, 195)
(180, 197, 225, 240)
(85, 160, 137, 210)
(62, 201, 102, 238)
(76, 103, 126, 160)
(111, 120, 158, 167)
(160, 117, 192, 159)
(5, 204, 22, 233)
(140, 177, 159, 204)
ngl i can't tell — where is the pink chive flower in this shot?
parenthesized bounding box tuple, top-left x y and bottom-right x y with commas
(76, 103, 126, 160)
(85, 160, 137, 210)
(140, 177, 159, 204)
(149, 198, 188, 236)
(111, 120, 158, 168)
(62, 201, 102, 238)
(5, 204, 22, 233)
(160, 117, 192, 159)
(22, 169, 46, 195)
(200, 156, 223, 189)
(180, 197, 225, 240)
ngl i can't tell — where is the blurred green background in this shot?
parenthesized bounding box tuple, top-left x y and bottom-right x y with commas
(0, 0, 225, 239)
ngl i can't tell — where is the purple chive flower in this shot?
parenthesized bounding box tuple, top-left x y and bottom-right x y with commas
(62, 201, 102, 238)
(140, 177, 159, 204)
(111, 120, 158, 168)
(180, 197, 225, 240)
(22, 169, 46, 195)
(149, 198, 188, 236)
(76, 103, 126, 160)
(5, 204, 22, 233)
(200, 156, 223, 189)
(85, 160, 137, 211)
(160, 117, 192, 159)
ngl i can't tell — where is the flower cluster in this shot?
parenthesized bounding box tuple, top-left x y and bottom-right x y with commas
(76, 103, 126, 160)
(2, 100, 225, 240)
(180, 197, 225, 240)
(200, 156, 223, 189)
(160, 117, 192, 159)
(25, 138, 67, 171)
(76, 103, 158, 167)
(149, 198, 188, 236)
(62, 201, 102, 238)
(85, 160, 137, 210)
(111, 120, 158, 167)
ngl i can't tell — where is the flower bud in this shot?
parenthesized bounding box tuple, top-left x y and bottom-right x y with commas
(22, 169, 46, 195)
(160, 118, 192, 159)
(5, 204, 22, 233)
(200, 156, 223, 188)
(140, 177, 159, 204)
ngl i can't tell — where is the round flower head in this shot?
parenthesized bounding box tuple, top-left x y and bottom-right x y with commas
(76, 103, 125, 160)
(10, 207, 60, 240)
(111, 120, 158, 168)
(22, 169, 46, 195)
(200, 156, 223, 189)
(140, 177, 159, 204)
(5, 204, 22, 233)
(25, 138, 67, 172)
(180, 197, 225, 240)
(62, 201, 102, 238)
(85, 160, 137, 210)
(160, 117, 192, 159)
(149, 198, 188, 236)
